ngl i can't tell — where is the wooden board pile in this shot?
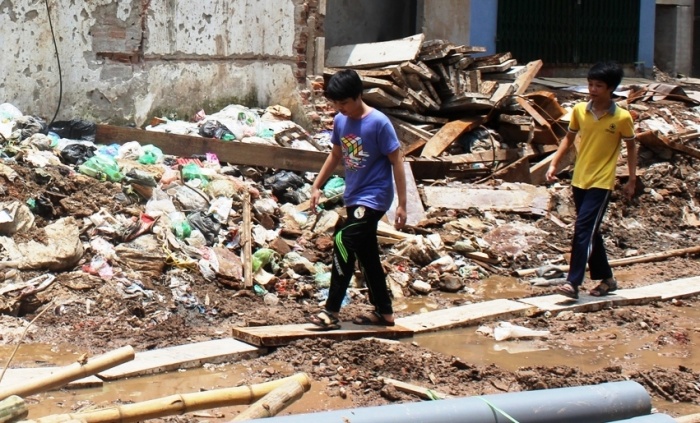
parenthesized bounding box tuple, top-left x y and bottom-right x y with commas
(324, 34, 550, 179)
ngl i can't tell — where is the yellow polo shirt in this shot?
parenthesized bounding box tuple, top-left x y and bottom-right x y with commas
(569, 101, 635, 190)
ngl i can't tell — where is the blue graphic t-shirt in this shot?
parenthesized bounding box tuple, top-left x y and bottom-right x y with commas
(331, 109, 400, 212)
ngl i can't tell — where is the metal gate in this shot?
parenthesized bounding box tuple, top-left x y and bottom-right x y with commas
(496, 0, 640, 65)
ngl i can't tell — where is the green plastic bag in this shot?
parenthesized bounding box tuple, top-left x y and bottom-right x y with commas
(322, 176, 345, 198)
(139, 144, 164, 164)
(252, 248, 278, 273)
(181, 163, 209, 186)
(78, 154, 123, 182)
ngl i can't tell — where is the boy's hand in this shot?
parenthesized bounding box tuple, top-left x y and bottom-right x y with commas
(310, 187, 322, 214)
(545, 165, 558, 182)
(394, 205, 407, 230)
(623, 179, 636, 200)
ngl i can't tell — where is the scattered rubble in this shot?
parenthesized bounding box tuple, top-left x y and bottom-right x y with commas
(2, 33, 700, 419)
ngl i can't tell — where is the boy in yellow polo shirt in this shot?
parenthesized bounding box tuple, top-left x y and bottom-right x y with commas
(546, 61, 637, 300)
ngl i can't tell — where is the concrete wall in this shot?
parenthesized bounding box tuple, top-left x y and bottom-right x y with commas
(0, 0, 318, 126)
(655, 0, 694, 76)
(419, 0, 471, 47)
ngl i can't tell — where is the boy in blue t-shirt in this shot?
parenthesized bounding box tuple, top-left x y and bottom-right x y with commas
(307, 69, 407, 330)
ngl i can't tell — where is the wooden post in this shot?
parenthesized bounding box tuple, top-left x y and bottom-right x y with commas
(242, 191, 253, 288)
(230, 379, 306, 421)
(27, 373, 311, 423)
(0, 346, 134, 401)
(0, 395, 27, 423)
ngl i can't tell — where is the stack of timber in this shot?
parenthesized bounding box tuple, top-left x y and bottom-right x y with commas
(325, 34, 556, 180)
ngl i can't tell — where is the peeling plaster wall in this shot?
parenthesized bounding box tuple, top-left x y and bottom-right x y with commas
(0, 0, 313, 126)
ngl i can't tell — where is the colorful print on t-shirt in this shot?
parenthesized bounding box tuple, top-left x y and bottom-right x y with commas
(340, 133, 368, 171)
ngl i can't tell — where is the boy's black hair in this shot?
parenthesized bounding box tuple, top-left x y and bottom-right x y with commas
(324, 69, 363, 101)
(588, 61, 624, 90)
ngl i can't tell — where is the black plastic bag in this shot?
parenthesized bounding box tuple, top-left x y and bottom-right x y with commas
(48, 119, 97, 142)
(60, 144, 96, 165)
(199, 120, 234, 140)
(265, 170, 305, 199)
(187, 211, 221, 246)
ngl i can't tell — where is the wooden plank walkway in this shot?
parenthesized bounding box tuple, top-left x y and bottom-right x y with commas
(98, 338, 261, 380)
(396, 299, 534, 333)
(232, 323, 413, 347)
(232, 277, 700, 346)
(0, 368, 102, 391)
(518, 277, 700, 312)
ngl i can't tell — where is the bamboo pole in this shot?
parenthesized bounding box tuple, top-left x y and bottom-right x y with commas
(230, 379, 306, 421)
(0, 396, 27, 423)
(514, 245, 700, 277)
(0, 346, 134, 401)
(26, 373, 311, 423)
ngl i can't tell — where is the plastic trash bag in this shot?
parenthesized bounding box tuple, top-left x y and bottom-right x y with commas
(78, 154, 123, 182)
(14, 116, 48, 140)
(199, 120, 234, 140)
(322, 176, 345, 198)
(252, 248, 279, 273)
(48, 119, 96, 142)
(139, 144, 164, 164)
(60, 143, 96, 165)
(187, 211, 221, 246)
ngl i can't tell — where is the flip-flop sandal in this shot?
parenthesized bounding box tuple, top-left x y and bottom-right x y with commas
(555, 283, 579, 300)
(590, 279, 618, 297)
(353, 311, 395, 327)
(306, 310, 341, 331)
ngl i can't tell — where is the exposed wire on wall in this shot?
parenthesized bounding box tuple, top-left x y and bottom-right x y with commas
(45, 0, 62, 125)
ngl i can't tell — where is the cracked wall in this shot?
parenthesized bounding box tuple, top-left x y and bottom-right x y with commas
(0, 0, 318, 126)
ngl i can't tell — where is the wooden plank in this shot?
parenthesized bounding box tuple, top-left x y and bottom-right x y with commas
(325, 67, 394, 79)
(490, 83, 515, 104)
(423, 184, 551, 215)
(363, 88, 402, 108)
(242, 192, 253, 288)
(326, 34, 425, 68)
(379, 377, 453, 400)
(396, 299, 534, 333)
(473, 51, 513, 65)
(382, 109, 449, 125)
(440, 96, 494, 112)
(525, 91, 567, 121)
(232, 323, 413, 347)
(98, 339, 261, 380)
(471, 59, 517, 74)
(401, 61, 438, 81)
(514, 60, 544, 95)
(405, 157, 453, 180)
(615, 276, 700, 300)
(446, 148, 521, 164)
(487, 65, 528, 81)
(421, 118, 483, 157)
(417, 62, 441, 81)
(360, 76, 407, 98)
(389, 116, 433, 140)
(515, 97, 559, 145)
(95, 125, 339, 174)
(520, 277, 700, 314)
(491, 156, 532, 184)
(529, 146, 575, 186)
(0, 369, 102, 391)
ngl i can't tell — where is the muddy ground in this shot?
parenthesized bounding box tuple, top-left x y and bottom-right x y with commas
(2, 87, 700, 420)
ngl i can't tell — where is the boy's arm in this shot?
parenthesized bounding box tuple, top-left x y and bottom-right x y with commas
(546, 131, 577, 182)
(388, 148, 407, 229)
(623, 138, 637, 199)
(310, 144, 343, 213)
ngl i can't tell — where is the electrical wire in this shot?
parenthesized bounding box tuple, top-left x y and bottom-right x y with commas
(45, 0, 62, 125)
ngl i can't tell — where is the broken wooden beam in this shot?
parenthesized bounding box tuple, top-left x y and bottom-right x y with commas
(514, 60, 543, 95)
(423, 184, 551, 215)
(96, 125, 339, 174)
(421, 117, 483, 158)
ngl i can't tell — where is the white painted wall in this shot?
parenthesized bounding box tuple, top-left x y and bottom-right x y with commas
(0, 0, 301, 126)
